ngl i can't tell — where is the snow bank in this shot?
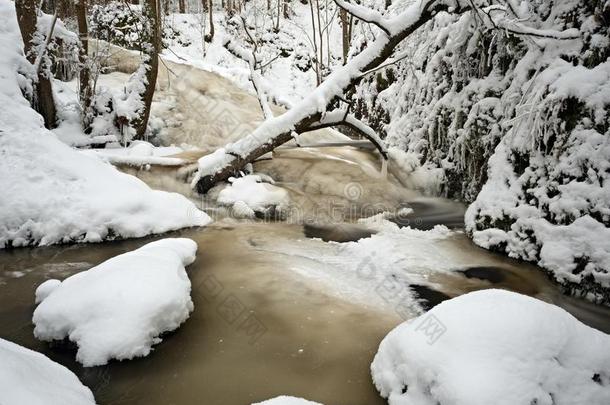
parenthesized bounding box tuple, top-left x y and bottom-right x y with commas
(372, 289, 610, 405)
(217, 174, 290, 218)
(252, 396, 322, 405)
(0, 3, 210, 248)
(81, 141, 187, 166)
(33, 238, 197, 366)
(0, 338, 95, 405)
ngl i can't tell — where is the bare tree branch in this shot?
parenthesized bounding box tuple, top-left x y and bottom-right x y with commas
(223, 35, 274, 120)
(334, 0, 391, 36)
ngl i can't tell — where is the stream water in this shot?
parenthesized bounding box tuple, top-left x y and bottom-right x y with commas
(1, 144, 609, 405)
(2, 59, 609, 404)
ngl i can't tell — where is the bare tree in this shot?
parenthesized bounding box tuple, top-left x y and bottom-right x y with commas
(15, 0, 57, 128)
(192, 0, 580, 193)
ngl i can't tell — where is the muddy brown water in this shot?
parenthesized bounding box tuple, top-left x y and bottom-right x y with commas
(4, 54, 610, 403)
(2, 145, 609, 405)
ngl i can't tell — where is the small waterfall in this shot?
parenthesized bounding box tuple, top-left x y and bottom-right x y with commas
(380, 158, 388, 179)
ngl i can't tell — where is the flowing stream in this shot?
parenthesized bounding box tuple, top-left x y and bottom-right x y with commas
(1, 58, 609, 405)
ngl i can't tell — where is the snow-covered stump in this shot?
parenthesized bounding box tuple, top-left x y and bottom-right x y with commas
(0, 338, 95, 405)
(372, 289, 610, 405)
(33, 238, 198, 367)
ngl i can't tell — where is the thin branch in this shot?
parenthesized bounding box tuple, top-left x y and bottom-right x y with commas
(334, 0, 391, 36)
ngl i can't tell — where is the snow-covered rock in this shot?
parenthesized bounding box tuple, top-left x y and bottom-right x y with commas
(33, 238, 198, 366)
(0, 338, 95, 405)
(0, 2, 210, 249)
(217, 174, 290, 218)
(35, 279, 62, 304)
(372, 289, 610, 405)
(252, 396, 323, 405)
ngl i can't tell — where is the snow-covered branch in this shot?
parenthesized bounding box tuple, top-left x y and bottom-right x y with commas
(482, 6, 580, 40)
(333, 0, 391, 36)
(307, 109, 388, 158)
(223, 35, 274, 120)
(192, 0, 459, 193)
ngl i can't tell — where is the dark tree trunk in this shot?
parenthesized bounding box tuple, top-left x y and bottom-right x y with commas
(76, 0, 93, 130)
(179, 0, 186, 13)
(133, 0, 160, 140)
(283, 0, 289, 18)
(205, 0, 214, 42)
(15, 0, 57, 129)
(340, 8, 349, 64)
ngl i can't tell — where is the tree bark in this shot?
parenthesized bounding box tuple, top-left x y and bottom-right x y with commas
(133, 0, 160, 140)
(76, 0, 93, 130)
(205, 0, 214, 42)
(340, 8, 349, 64)
(15, 0, 57, 129)
(179, 0, 186, 13)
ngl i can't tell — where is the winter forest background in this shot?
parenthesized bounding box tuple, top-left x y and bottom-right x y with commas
(0, 0, 609, 404)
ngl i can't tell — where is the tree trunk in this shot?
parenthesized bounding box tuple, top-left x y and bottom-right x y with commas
(179, 0, 185, 13)
(283, 0, 289, 18)
(205, 0, 214, 42)
(76, 0, 93, 130)
(202, 0, 208, 12)
(133, 0, 160, 140)
(15, 0, 57, 129)
(340, 8, 349, 64)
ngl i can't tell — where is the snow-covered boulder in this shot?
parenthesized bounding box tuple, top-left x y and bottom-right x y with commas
(33, 238, 198, 366)
(0, 2, 210, 249)
(252, 396, 322, 405)
(0, 337, 95, 405)
(372, 289, 610, 405)
(217, 174, 290, 219)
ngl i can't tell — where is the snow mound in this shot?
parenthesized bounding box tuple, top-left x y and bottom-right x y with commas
(33, 238, 198, 366)
(372, 289, 610, 405)
(0, 337, 95, 405)
(217, 174, 290, 218)
(252, 396, 323, 405)
(35, 279, 62, 304)
(0, 2, 210, 249)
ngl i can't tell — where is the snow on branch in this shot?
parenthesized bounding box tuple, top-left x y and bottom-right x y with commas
(222, 31, 273, 120)
(308, 109, 388, 158)
(334, 0, 392, 36)
(481, 6, 581, 40)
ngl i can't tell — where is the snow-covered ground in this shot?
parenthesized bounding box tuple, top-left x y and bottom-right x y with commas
(372, 289, 610, 405)
(33, 238, 197, 366)
(0, 338, 96, 405)
(163, 0, 344, 106)
(0, 3, 211, 248)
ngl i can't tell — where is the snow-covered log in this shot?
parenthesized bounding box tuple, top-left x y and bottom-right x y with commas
(193, 0, 580, 194)
(192, 0, 469, 193)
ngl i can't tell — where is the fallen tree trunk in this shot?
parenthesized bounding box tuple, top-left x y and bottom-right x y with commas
(192, 0, 578, 193)
(193, 0, 461, 193)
